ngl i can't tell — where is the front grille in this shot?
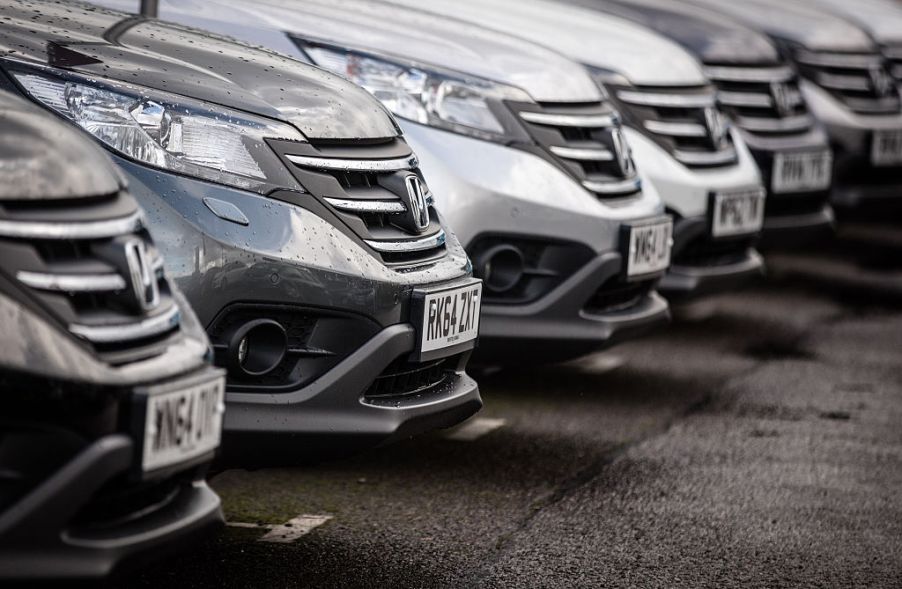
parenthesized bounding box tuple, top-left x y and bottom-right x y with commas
(611, 85, 737, 168)
(704, 64, 814, 137)
(510, 101, 642, 199)
(364, 357, 453, 402)
(584, 279, 654, 315)
(206, 303, 380, 393)
(795, 50, 901, 115)
(0, 191, 180, 365)
(271, 137, 448, 268)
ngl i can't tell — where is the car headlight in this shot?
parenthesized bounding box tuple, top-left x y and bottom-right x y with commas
(297, 41, 533, 142)
(9, 65, 303, 194)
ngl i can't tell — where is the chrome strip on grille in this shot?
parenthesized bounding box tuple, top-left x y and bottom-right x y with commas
(617, 90, 716, 108)
(69, 305, 180, 344)
(0, 211, 143, 240)
(324, 197, 406, 214)
(734, 114, 815, 133)
(704, 65, 795, 83)
(674, 148, 738, 166)
(796, 51, 885, 68)
(582, 177, 642, 195)
(717, 91, 776, 108)
(519, 111, 618, 127)
(816, 72, 872, 92)
(843, 96, 902, 113)
(643, 120, 708, 138)
(365, 230, 446, 253)
(549, 145, 614, 161)
(16, 271, 126, 292)
(285, 154, 419, 172)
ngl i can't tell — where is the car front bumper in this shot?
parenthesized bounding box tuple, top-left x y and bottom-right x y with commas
(219, 323, 482, 465)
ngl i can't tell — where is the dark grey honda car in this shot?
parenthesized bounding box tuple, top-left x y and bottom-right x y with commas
(0, 0, 482, 465)
(0, 90, 224, 580)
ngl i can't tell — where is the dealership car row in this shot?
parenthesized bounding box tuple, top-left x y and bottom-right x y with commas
(1, 0, 901, 580)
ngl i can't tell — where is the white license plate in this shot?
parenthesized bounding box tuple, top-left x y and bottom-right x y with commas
(772, 151, 832, 193)
(420, 281, 482, 354)
(625, 218, 672, 278)
(712, 189, 766, 238)
(142, 374, 224, 473)
(872, 130, 902, 166)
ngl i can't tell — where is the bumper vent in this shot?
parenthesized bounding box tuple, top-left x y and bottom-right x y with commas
(704, 64, 814, 137)
(364, 357, 451, 401)
(272, 137, 448, 268)
(0, 191, 180, 364)
(512, 101, 642, 199)
(611, 85, 738, 168)
(795, 50, 901, 115)
(206, 303, 379, 393)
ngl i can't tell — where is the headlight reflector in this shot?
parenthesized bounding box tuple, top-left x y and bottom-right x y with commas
(302, 44, 532, 142)
(12, 68, 303, 193)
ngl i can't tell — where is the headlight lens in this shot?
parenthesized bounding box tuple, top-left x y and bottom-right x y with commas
(301, 43, 533, 142)
(11, 67, 303, 193)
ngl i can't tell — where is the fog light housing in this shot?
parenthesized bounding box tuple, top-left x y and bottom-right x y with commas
(228, 319, 287, 377)
(475, 244, 525, 294)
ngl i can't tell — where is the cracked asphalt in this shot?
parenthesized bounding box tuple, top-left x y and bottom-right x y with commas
(113, 224, 902, 588)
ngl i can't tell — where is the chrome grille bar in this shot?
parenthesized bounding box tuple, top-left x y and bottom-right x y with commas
(69, 305, 180, 344)
(17, 271, 126, 292)
(549, 145, 614, 161)
(324, 197, 406, 214)
(717, 91, 775, 108)
(617, 90, 716, 108)
(285, 154, 419, 172)
(843, 96, 901, 114)
(704, 65, 795, 83)
(365, 230, 446, 253)
(674, 148, 737, 166)
(519, 111, 618, 127)
(0, 211, 143, 240)
(582, 177, 642, 195)
(734, 114, 814, 133)
(643, 120, 708, 138)
(796, 51, 885, 68)
(816, 72, 872, 92)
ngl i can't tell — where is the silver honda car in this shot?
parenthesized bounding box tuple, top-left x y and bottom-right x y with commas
(99, 0, 676, 364)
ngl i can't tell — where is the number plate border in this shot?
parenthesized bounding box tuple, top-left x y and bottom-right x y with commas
(708, 189, 766, 240)
(618, 215, 673, 282)
(771, 150, 833, 194)
(871, 130, 902, 167)
(409, 279, 483, 363)
(129, 368, 226, 481)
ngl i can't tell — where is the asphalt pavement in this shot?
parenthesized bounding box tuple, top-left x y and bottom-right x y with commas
(112, 226, 902, 588)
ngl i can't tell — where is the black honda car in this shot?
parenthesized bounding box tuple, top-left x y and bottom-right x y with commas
(0, 0, 482, 466)
(0, 90, 224, 580)
(572, 0, 836, 243)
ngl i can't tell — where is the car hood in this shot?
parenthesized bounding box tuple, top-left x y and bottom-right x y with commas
(93, 0, 603, 103)
(684, 0, 877, 53)
(0, 90, 121, 200)
(588, 0, 780, 65)
(0, 0, 400, 140)
(799, 0, 902, 45)
(386, 0, 707, 87)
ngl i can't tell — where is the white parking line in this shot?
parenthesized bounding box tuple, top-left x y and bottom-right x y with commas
(226, 514, 333, 543)
(444, 417, 507, 441)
